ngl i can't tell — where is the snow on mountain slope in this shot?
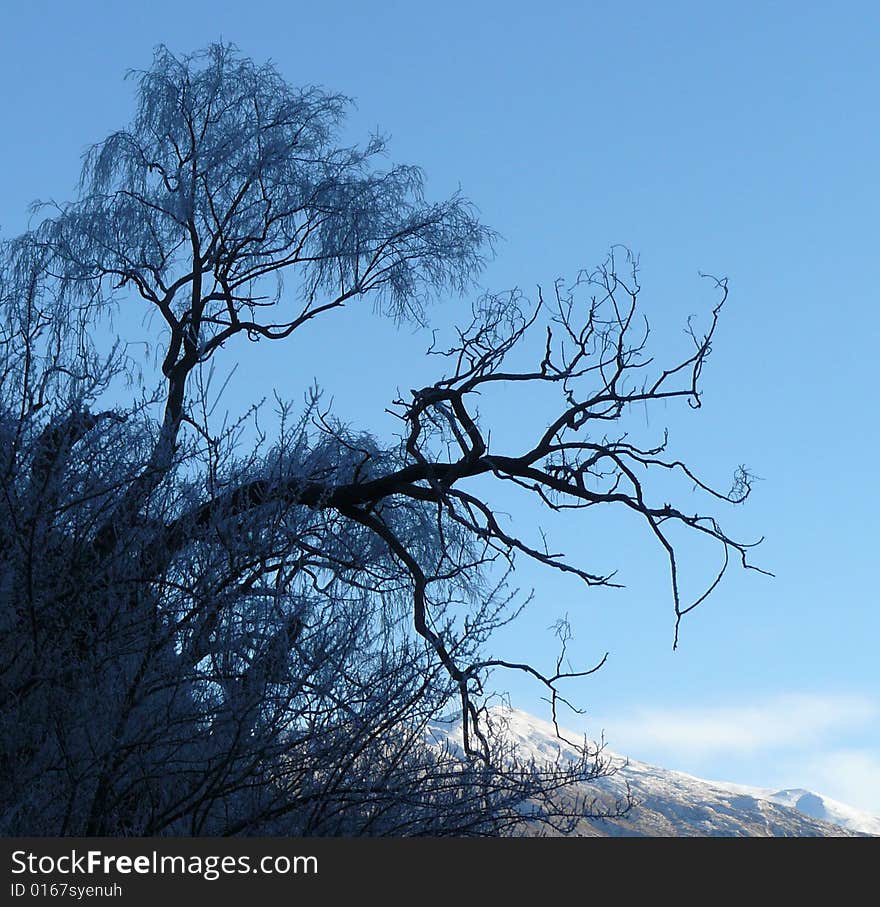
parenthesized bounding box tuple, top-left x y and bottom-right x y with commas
(707, 780, 880, 837)
(427, 707, 879, 837)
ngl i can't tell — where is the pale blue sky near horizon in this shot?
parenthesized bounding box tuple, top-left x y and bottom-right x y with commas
(2, 1, 878, 811)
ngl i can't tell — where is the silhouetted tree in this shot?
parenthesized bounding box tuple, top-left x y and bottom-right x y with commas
(0, 44, 762, 835)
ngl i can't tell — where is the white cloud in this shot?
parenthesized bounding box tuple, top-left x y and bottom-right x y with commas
(600, 692, 879, 760)
(797, 749, 880, 816)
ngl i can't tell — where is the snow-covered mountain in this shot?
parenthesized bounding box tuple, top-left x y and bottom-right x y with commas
(427, 707, 879, 837)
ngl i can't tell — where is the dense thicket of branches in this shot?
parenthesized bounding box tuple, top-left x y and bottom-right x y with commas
(0, 44, 761, 835)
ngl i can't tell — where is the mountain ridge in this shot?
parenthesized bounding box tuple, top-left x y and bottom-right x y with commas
(427, 707, 879, 837)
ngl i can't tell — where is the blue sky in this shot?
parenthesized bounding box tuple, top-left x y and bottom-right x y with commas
(2, 1, 878, 811)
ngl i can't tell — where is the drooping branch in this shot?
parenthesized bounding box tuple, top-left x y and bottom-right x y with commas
(128, 250, 768, 756)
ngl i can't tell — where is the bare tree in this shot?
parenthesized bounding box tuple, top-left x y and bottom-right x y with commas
(0, 43, 761, 835)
